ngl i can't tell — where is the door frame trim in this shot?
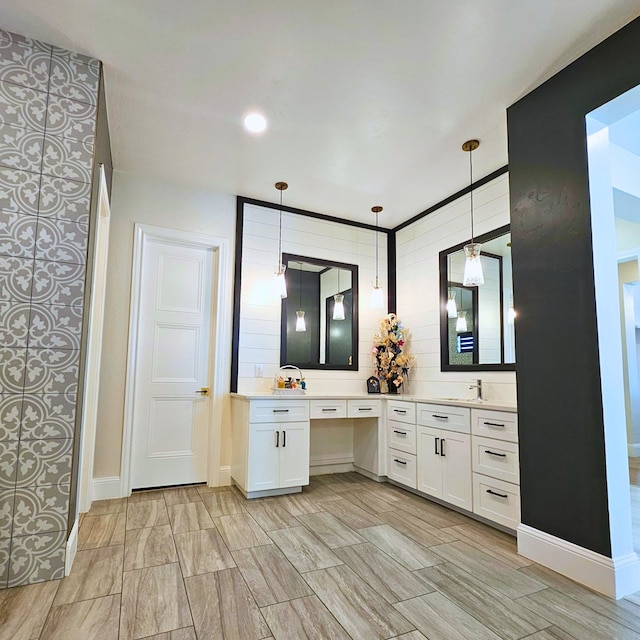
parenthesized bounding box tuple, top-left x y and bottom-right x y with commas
(121, 223, 231, 495)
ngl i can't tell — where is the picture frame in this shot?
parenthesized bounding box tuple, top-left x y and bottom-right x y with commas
(366, 375, 381, 394)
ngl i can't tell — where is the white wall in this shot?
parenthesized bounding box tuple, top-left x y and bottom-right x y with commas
(238, 203, 387, 394)
(94, 171, 236, 479)
(395, 173, 516, 403)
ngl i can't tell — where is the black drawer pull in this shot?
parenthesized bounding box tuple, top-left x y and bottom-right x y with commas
(273, 409, 289, 413)
(393, 429, 407, 435)
(487, 489, 508, 499)
(434, 437, 439, 455)
(393, 409, 407, 414)
(432, 414, 449, 420)
(485, 450, 507, 457)
(393, 459, 407, 465)
(322, 408, 337, 412)
(358, 407, 372, 411)
(440, 438, 445, 457)
(484, 421, 505, 428)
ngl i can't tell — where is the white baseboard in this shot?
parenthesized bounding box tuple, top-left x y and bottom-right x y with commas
(65, 518, 79, 576)
(92, 476, 123, 501)
(518, 523, 640, 598)
(310, 462, 355, 475)
(218, 466, 231, 486)
(628, 443, 640, 457)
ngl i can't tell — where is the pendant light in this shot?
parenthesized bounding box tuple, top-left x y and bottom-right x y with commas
(274, 181, 288, 298)
(371, 206, 384, 309)
(456, 311, 468, 333)
(508, 303, 516, 325)
(446, 290, 457, 318)
(462, 140, 484, 287)
(295, 262, 306, 332)
(333, 268, 345, 320)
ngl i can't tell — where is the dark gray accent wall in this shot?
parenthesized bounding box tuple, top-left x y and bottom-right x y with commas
(507, 15, 640, 556)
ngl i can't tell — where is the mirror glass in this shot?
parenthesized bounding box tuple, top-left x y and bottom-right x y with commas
(439, 225, 515, 371)
(281, 254, 359, 370)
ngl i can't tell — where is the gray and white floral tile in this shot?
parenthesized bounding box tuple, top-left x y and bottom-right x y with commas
(28, 304, 82, 350)
(0, 440, 18, 489)
(0, 489, 14, 539)
(46, 95, 95, 144)
(35, 217, 88, 265)
(0, 255, 33, 302)
(0, 31, 51, 93)
(0, 537, 9, 586)
(24, 348, 79, 394)
(41, 135, 93, 184)
(51, 45, 99, 70)
(49, 57, 99, 106)
(0, 122, 44, 173)
(31, 259, 85, 306)
(0, 210, 37, 258)
(0, 81, 47, 131)
(0, 346, 26, 393)
(0, 394, 22, 441)
(20, 394, 76, 440)
(0, 300, 30, 347)
(37, 173, 90, 223)
(8, 529, 65, 586)
(16, 438, 72, 487)
(12, 483, 69, 536)
(0, 167, 40, 215)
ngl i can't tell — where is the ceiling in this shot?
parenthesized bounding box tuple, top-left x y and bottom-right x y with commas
(1, 1, 640, 227)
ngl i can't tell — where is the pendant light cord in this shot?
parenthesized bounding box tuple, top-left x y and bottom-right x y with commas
(469, 146, 474, 244)
(375, 210, 379, 287)
(278, 189, 283, 269)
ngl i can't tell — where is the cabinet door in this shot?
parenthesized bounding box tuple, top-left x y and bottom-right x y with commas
(279, 422, 310, 488)
(441, 431, 472, 510)
(417, 426, 442, 498)
(246, 423, 280, 492)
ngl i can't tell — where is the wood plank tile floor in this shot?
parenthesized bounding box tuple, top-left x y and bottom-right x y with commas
(3, 472, 640, 639)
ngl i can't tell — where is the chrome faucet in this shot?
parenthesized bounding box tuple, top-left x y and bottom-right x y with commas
(469, 379, 483, 401)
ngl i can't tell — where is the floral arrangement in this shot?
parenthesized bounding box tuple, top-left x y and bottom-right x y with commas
(372, 313, 414, 391)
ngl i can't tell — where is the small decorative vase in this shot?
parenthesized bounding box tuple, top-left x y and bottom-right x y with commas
(387, 382, 400, 394)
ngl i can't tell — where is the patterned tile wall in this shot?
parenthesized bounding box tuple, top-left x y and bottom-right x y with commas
(0, 28, 99, 587)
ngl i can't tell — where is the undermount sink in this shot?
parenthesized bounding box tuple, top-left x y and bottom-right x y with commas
(436, 397, 487, 403)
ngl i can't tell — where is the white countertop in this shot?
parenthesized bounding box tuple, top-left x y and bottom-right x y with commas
(230, 392, 517, 413)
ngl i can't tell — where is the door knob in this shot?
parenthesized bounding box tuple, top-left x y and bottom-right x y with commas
(195, 388, 209, 396)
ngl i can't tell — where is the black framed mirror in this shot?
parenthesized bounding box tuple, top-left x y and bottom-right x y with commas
(439, 224, 515, 371)
(280, 253, 359, 370)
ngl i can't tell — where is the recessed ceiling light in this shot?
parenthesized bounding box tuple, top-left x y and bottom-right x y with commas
(243, 112, 267, 134)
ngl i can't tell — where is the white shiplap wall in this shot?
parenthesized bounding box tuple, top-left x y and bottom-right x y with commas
(395, 173, 517, 403)
(238, 203, 388, 394)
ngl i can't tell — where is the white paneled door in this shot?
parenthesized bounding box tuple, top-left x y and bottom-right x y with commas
(131, 237, 214, 489)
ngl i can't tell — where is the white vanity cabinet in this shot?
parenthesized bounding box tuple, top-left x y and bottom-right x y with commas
(386, 400, 417, 488)
(471, 408, 520, 530)
(231, 397, 310, 498)
(416, 403, 472, 511)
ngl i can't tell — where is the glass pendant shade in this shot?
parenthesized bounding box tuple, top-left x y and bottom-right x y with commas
(295, 309, 306, 332)
(456, 312, 468, 333)
(274, 265, 287, 298)
(333, 294, 345, 320)
(508, 304, 516, 325)
(462, 243, 484, 286)
(371, 284, 384, 309)
(446, 292, 457, 318)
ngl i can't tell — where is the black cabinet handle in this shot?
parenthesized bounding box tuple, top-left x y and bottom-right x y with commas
(432, 414, 449, 420)
(275, 431, 279, 447)
(487, 489, 508, 499)
(322, 408, 337, 412)
(483, 421, 505, 428)
(434, 437, 439, 455)
(440, 439, 446, 457)
(393, 459, 407, 465)
(273, 409, 289, 413)
(282, 430, 286, 447)
(485, 450, 507, 457)
(358, 407, 372, 411)
(393, 409, 407, 414)
(393, 429, 407, 435)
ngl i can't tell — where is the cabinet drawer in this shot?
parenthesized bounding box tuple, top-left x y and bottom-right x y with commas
(249, 399, 309, 423)
(310, 399, 347, 419)
(388, 420, 416, 454)
(473, 473, 520, 530)
(417, 403, 470, 434)
(348, 399, 382, 418)
(387, 401, 416, 424)
(387, 448, 417, 489)
(472, 409, 518, 443)
(472, 436, 519, 484)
